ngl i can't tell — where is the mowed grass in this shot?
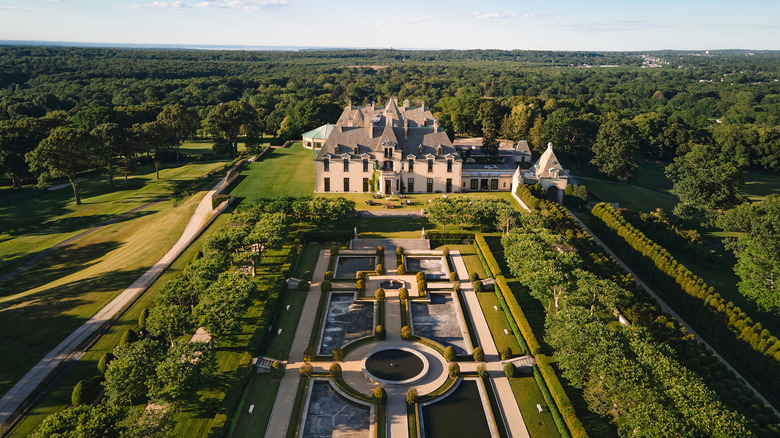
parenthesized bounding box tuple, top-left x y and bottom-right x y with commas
(508, 377, 561, 438)
(742, 171, 780, 202)
(0, 193, 204, 397)
(229, 143, 315, 201)
(0, 160, 230, 278)
(230, 374, 282, 438)
(321, 191, 523, 211)
(7, 212, 231, 437)
(584, 178, 678, 213)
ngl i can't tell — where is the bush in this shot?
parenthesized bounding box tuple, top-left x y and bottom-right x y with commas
(504, 363, 517, 378)
(373, 387, 387, 405)
(321, 280, 332, 293)
(330, 245, 340, 256)
(298, 280, 310, 291)
(472, 280, 483, 292)
(71, 380, 95, 406)
(300, 362, 314, 377)
(374, 288, 385, 301)
(303, 270, 312, 281)
(269, 361, 286, 379)
(138, 309, 148, 330)
(416, 271, 426, 282)
(397, 263, 406, 275)
(399, 288, 409, 301)
(417, 279, 427, 294)
(376, 245, 384, 256)
(473, 346, 484, 362)
(449, 272, 457, 282)
(303, 347, 315, 362)
(329, 363, 342, 378)
(475, 235, 501, 277)
(376, 264, 385, 275)
(442, 247, 450, 257)
(449, 363, 460, 379)
(356, 279, 366, 293)
(119, 329, 138, 346)
(406, 388, 418, 405)
(324, 271, 334, 281)
(97, 352, 114, 375)
(444, 346, 456, 362)
(396, 246, 404, 256)
(401, 325, 412, 340)
(499, 346, 511, 360)
(375, 325, 386, 340)
(469, 272, 480, 282)
(495, 275, 539, 354)
(332, 348, 344, 362)
(477, 364, 487, 378)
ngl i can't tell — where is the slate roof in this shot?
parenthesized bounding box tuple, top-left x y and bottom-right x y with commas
(530, 142, 565, 178)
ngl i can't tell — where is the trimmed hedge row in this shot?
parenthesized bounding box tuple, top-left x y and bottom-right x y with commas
(425, 230, 476, 242)
(478, 235, 585, 437)
(534, 362, 573, 438)
(474, 234, 501, 278)
(592, 202, 780, 400)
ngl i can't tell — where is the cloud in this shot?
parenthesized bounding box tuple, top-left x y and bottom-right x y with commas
(559, 19, 673, 32)
(125, 0, 289, 12)
(0, 6, 56, 12)
(471, 12, 515, 20)
(393, 11, 515, 24)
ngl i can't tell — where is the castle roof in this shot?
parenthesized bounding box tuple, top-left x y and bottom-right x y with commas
(531, 142, 565, 178)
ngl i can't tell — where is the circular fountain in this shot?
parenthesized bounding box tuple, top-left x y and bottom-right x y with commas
(362, 347, 429, 385)
(379, 279, 404, 289)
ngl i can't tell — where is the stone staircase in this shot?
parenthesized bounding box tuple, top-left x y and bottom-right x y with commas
(502, 355, 536, 368)
(255, 356, 281, 372)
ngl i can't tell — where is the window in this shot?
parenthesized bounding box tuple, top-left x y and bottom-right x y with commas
(446, 178, 452, 193)
(383, 160, 393, 171)
(471, 179, 478, 190)
(407, 178, 415, 192)
(343, 159, 349, 171)
(427, 178, 433, 193)
(447, 160, 453, 173)
(427, 159, 433, 172)
(384, 147, 393, 158)
(324, 177, 330, 192)
(363, 178, 369, 192)
(363, 159, 369, 172)
(408, 159, 414, 172)
(490, 179, 498, 190)
(343, 178, 350, 192)
(323, 158, 329, 172)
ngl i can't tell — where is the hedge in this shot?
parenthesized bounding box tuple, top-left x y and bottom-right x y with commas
(211, 194, 235, 209)
(591, 202, 780, 399)
(425, 230, 475, 242)
(494, 275, 539, 355)
(302, 230, 353, 243)
(534, 362, 577, 438)
(474, 235, 501, 278)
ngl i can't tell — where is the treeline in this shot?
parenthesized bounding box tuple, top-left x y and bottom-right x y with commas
(591, 202, 780, 403)
(508, 186, 780, 436)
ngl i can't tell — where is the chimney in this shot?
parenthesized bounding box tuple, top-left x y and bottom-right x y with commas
(404, 119, 409, 139)
(433, 118, 438, 131)
(402, 99, 409, 110)
(371, 101, 375, 111)
(347, 99, 352, 111)
(365, 111, 371, 134)
(421, 101, 425, 112)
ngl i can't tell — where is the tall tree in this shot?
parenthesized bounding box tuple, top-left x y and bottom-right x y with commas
(26, 126, 97, 205)
(718, 195, 780, 313)
(205, 101, 257, 157)
(91, 122, 124, 188)
(590, 115, 640, 180)
(157, 103, 200, 163)
(149, 340, 215, 408)
(666, 143, 745, 224)
(104, 338, 164, 406)
(134, 121, 169, 180)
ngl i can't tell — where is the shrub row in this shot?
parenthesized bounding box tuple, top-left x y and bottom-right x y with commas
(592, 202, 780, 400)
(211, 194, 235, 209)
(424, 230, 475, 242)
(474, 235, 501, 278)
(534, 361, 574, 438)
(301, 230, 354, 243)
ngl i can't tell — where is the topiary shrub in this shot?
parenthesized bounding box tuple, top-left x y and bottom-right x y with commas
(324, 271, 334, 281)
(473, 346, 484, 362)
(138, 309, 149, 331)
(119, 329, 138, 346)
(330, 245, 340, 256)
(329, 363, 342, 378)
(373, 387, 387, 405)
(469, 272, 480, 282)
(418, 279, 427, 294)
(71, 379, 95, 406)
(303, 347, 316, 362)
(303, 270, 313, 281)
(406, 388, 418, 405)
(321, 280, 332, 293)
(499, 346, 511, 361)
(472, 280, 482, 292)
(416, 271, 426, 282)
(375, 325, 386, 340)
(332, 348, 344, 362)
(376, 264, 385, 275)
(477, 363, 487, 378)
(376, 246, 384, 256)
(396, 246, 404, 256)
(444, 346, 456, 362)
(504, 362, 517, 378)
(300, 362, 314, 377)
(269, 361, 286, 379)
(97, 352, 114, 375)
(442, 247, 450, 257)
(397, 264, 406, 275)
(357, 271, 367, 281)
(298, 280, 310, 291)
(449, 272, 457, 282)
(401, 325, 412, 340)
(375, 288, 386, 301)
(449, 363, 460, 379)
(399, 288, 409, 301)
(356, 279, 366, 293)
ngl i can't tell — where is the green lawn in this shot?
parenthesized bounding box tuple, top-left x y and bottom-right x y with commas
(742, 171, 780, 202)
(508, 377, 561, 438)
(229, 143, 316, 201)
(230, 374, 281, 438)
(583, 178, 678, 213)
(476, 292, 523, 357)
(321, 191, 524, 211)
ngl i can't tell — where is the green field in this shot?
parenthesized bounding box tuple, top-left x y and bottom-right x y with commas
(229, 143, 315, 200)
(508, 377, 561, 438)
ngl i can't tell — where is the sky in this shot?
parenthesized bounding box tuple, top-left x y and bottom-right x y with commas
(0, 0, 779, 51)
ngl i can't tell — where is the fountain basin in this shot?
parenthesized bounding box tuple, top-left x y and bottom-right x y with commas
(379, 279, 404, 289)
(362, 347, 429, 385)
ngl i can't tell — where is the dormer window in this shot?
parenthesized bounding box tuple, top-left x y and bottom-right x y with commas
(384, 147, 393, 158)
(437, 145, 443, 155)
(550, 168, 559, 179)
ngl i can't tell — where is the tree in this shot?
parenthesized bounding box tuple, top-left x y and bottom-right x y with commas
(718, 195, 780, 312)
(473, 346, 484, 362)
(406, 388, 418, 405)
(481, 135, 499, 156)
(443, 346, 456, 362)
(205, 101, 257, 157)
(26, 126, 98, 205)
(148, 340, 215, 408)
(194, 272, 255, 338)
(157, 103, 200, 162)
(30, 404, 127, 438)
(145, 302, 193, 344)
(91, 122, 124, 188)
(0, 115, 63, 187)
(666, 143, 745, 224)
(104, 338, 164, 405)
(134, 121, 169, 179)
(71, 379, 95, 405)
(590, 115, 640, 180)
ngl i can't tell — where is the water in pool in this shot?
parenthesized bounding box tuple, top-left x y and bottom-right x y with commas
(335, 256, 376, 279)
